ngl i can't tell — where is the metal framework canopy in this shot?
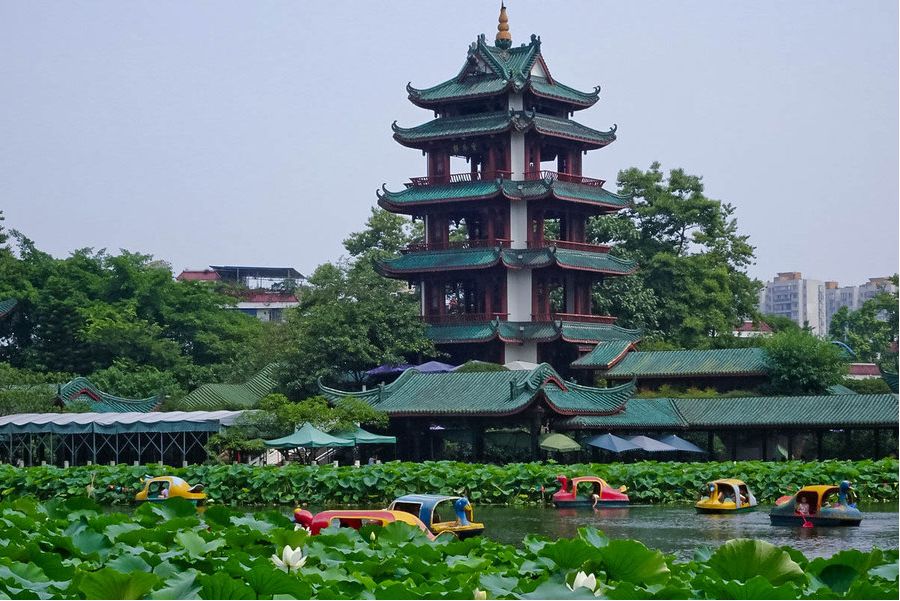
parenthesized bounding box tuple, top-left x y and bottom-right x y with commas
(0, 411, 246, 467)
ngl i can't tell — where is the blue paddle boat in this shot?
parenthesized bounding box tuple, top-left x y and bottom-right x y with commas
(388, 494, 485, 539)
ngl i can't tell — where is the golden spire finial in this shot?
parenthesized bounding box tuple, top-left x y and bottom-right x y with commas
(496, 2, 512, 48)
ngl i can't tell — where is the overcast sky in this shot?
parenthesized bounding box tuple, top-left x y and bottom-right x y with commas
(1, 1, 897, 285)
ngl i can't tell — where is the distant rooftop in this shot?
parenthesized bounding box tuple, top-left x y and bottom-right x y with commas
(209, 265, 304, 280)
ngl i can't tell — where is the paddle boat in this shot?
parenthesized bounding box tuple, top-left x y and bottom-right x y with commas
(769, 482, 862, 527)
(695, 479, 757, 513)
(387, 494, 485, 539)
(293, 508, 437, 539)
(552, 475, 629, 508)
(134, 475, 207, 506)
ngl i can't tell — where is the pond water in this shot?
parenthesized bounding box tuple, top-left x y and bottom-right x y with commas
(472, 503, 899, 561)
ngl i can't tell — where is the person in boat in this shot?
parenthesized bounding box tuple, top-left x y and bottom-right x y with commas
(796, 495, 811, 515)
(159, 482, 169, 499)
(591, 493, 600, 509)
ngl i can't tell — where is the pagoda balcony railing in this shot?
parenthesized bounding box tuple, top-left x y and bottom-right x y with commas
(532, 313, 618, 324)
(525, 170, 606, 187)
(422, 312, 509, 324)
(402, 239, 511, 253)
(527, 239, 612, 253)
(408, 170, 513, 187)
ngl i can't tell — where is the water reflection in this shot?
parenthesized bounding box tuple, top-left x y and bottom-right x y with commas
(474, 503, 898, 560)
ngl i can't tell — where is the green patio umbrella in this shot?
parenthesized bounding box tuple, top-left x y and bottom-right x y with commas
(539, 432, 581, 453)
(330, 426, 397, 445)
(264, 422, 354, 450)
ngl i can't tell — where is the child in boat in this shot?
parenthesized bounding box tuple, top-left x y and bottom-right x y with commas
(796, 496, 810, 515)
(591, 493, 600, 508)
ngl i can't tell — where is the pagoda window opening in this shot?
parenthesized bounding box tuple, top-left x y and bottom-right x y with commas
(533, 210, 588, 247)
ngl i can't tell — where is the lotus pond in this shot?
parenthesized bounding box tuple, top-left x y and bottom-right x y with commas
(1, 497, 897, 600)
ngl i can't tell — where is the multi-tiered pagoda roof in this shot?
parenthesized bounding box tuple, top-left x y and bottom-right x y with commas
(374, 5, 639, 367)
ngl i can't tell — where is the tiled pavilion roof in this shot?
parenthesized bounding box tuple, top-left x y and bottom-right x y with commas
(598, 347, 770, 378)
(376, 247, 637, 277)
(425, 319, 641, 346)
(177, 364, 278, 411)
(319, 363, 636, 417)
(56, 377, 161, 413)
(377, 179, 631, 214)
(406, 34, 600, 111)
(392, 111, 616, 150)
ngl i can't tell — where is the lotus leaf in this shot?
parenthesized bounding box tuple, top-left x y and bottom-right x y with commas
(706, 539, 805, 585)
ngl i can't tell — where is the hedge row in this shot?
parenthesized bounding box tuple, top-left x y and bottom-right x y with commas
(0, 459, 896, 507)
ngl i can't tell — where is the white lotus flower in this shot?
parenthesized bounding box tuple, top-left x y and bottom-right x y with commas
(473, 588, 487, 600)
(271, 545, 307, 572)
(294, 524, 311, 534)
(567, 571, 597, 592)
(370, 531, 377, 542)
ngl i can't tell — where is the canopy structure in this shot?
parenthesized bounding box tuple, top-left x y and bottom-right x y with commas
(0, 411, 246, 467)
(504, 360, 540, 371)
(585, 432, 640, 453)
(626, 435, 679, 452)
(264, 423, 354, 449)
(330, 426, 396, 445)
(658, 434, 706, 453)
(540, 432, 581, 452)
(414, 361, 456, 373)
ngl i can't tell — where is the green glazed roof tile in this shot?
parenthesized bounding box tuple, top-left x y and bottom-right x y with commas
(178, 364, 278, 410)
(319, 362, 633, 417)
(407, 36, 598, 110)
(881, 371, 898, 393)
(604, 348, 770, 378)
(501, 248, 636, 274)
(672, 394, 898, 428)
(0, 298, 17, 319)
(497, 321, 560, 343)
(57, 377, 160, 413)
(827, 384, 858, 395)
(571, 341, 636, 369)
(393, 111, 616, 149)
(378, 179, 630, 213)
(378, 248, 501, 275)
(560, 322, 642, 344)
(427, 322, 498, 344)
(555, 398, 684, 429)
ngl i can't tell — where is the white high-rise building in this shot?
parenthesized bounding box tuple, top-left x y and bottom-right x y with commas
(760, 273, 896, 335)
(759, 272, 826, 334)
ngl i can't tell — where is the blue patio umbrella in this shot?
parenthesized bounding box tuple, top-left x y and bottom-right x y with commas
(365, 363, 414, 378)
(585, 433, 641, 453)
(414, 361, 456, 373)
(625, 435, 679, 452)
(658, 434, 706, 453)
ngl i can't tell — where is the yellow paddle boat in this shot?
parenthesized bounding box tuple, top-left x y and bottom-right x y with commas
(134, 475, 207, 506)
(695, 479, 757, 513)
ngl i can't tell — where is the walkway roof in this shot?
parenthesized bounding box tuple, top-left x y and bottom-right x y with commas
(0, 411, 245, 435)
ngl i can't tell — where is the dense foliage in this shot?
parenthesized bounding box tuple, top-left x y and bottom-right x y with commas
(277, 212, 436, 397)
(828, 276, 899, 370)
(0, 496, 896, 600)
(0, 363, 70, 416)
(764, 330, 848, 394)
(0, 220, 273, 396)
(1, 459, 895, 507)
(589, 163, 761, 347)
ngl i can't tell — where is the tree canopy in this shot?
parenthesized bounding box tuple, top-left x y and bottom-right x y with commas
(828, 276, 899, 369)
(589, 163, 760, 347)
(764, 329, 847, 395)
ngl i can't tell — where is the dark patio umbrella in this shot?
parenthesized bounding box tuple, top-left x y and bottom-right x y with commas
(585, 433, 641, 453)
(625, 435, 679, 452)
(658, 434, 706, 453)
(365, 363, 414, 378)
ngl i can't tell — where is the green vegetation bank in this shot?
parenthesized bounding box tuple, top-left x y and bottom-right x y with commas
(1, 459, 895, 507)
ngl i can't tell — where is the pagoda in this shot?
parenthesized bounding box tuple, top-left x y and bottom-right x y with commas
(376, 5, 640, 369)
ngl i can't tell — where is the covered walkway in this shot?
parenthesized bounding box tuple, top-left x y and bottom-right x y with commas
(0, 411, 245, 467)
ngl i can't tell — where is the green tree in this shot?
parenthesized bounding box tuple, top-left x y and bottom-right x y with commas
(763, 329, 847, 394)
(278, 260, 435, 397)
(0, 363, 70, 416)
(343, 207, 422, 259)
(88, 360, 184, 400)
(589, 163, 760, 346)
(761, 314, 802, 333)
(828, 276, 899, 368)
